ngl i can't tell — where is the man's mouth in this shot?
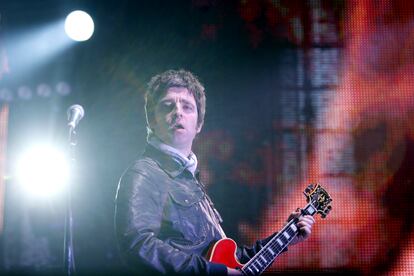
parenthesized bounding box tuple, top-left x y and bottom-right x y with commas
(170, 123, 185, 130)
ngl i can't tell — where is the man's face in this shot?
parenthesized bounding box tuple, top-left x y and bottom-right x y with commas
(152, 87, 201, 154)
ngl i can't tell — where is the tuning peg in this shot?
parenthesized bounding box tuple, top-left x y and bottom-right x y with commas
(304, 184, 314, 194)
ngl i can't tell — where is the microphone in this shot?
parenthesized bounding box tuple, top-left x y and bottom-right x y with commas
(67, 104, 85, 130)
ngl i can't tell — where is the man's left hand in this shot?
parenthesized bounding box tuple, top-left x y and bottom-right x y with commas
(287, 209, 315, 246)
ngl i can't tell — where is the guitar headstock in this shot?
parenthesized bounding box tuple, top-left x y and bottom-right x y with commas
(304, 183, 332, 218)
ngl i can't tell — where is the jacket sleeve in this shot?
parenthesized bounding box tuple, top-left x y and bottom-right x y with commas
(115, 163, 227, 275)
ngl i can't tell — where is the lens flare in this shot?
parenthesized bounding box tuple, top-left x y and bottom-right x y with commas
(16, 145, 70, 198)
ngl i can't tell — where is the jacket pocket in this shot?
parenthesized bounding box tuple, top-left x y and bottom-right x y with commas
(169, 185, 203, 207)
(168, 186, 207, 243)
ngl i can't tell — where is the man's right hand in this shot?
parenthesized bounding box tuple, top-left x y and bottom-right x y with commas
(227, 267, 243, 275)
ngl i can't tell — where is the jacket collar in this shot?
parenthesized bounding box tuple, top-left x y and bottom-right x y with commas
(143, 144, 189, 178)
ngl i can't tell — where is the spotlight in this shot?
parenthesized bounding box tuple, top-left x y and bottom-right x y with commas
(16, 145, 70, 198)
(0, 88, 13, 102)
(56, 81, 71, 96)
(37, 83, 52, 98)
(17, 86, 33, 100)
(64, 10, 94, 41)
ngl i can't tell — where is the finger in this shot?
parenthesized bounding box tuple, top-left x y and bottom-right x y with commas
(287, 211, 301, 221)
(300, 215, 315, 221)
(296, 218, 315, 229)
(304, 215, 315, 223)
(299, 227, 311, 238)
(298, 216, 315, 225)
(298, 217, 315, 225)
(297, 223, 312, 236)
(297, 220, 313, 229)
(296, 223, 312, 233)
(296, 219, 314, 235)
(296, 220, 310, 227)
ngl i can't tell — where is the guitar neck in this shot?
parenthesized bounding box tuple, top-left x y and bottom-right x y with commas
(241, 203, 318, 275)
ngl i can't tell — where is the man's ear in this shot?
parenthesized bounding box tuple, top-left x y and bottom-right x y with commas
(196, 122, 203, 134)
(148, 116, 157, 130)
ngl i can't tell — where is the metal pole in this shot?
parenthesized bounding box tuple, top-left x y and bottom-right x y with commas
(64, 126, 76, 275)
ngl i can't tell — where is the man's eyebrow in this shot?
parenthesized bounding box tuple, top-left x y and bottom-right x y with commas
(159, 99, 172, 103)
(179, 99, 195, 106)
(158, 98, 195, 106)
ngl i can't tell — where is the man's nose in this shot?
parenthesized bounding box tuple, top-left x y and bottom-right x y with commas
(172, 104, 183, 118)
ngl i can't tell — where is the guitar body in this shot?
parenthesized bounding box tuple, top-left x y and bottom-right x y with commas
(207, 238, 243, 269)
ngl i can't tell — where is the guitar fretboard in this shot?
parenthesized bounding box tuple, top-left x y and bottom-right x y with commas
(241, 203, 317, 276)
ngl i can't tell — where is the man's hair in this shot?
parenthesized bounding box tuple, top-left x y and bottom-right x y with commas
(145, 69, 206, 130)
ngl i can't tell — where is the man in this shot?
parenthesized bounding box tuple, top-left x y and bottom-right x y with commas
(115, 69, 315, 275)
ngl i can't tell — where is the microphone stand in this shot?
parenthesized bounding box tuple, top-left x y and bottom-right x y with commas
(64, 126, 77, 275)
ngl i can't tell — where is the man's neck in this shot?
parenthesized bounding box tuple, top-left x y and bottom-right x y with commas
(149, 134, 192, 158)
(148, 135, 198, 175)
(174, 145, 191, 158)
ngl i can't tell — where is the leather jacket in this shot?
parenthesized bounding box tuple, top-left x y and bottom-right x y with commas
(115, 145, 277, 275)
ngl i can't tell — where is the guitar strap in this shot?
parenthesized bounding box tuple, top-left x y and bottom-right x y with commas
(197, 179, 227, 239)
(199, 195, 227, 238)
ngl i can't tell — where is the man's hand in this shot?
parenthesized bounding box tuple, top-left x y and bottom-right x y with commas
(227, 267, 243, 275)
(288, 209, 315, 246)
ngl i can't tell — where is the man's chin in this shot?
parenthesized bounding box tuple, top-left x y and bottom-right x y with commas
(171, 137, 194, 148)
(155, 132, 193, 151)
(170, 139, 189, 147)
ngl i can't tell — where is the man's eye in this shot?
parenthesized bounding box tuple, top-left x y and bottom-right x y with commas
(159, 102, 173, 111)
(183, 105, 194, 112)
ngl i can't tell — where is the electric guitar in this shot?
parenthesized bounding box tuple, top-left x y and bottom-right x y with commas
(207, 183, 332, 275)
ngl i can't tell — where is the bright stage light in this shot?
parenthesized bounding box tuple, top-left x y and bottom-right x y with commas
(16, 145, 70, 198)
(64, 10, 94, 41)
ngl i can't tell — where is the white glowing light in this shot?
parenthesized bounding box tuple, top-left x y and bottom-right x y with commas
(65, 10, 94, 41)
(16, 145, 70, 198)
